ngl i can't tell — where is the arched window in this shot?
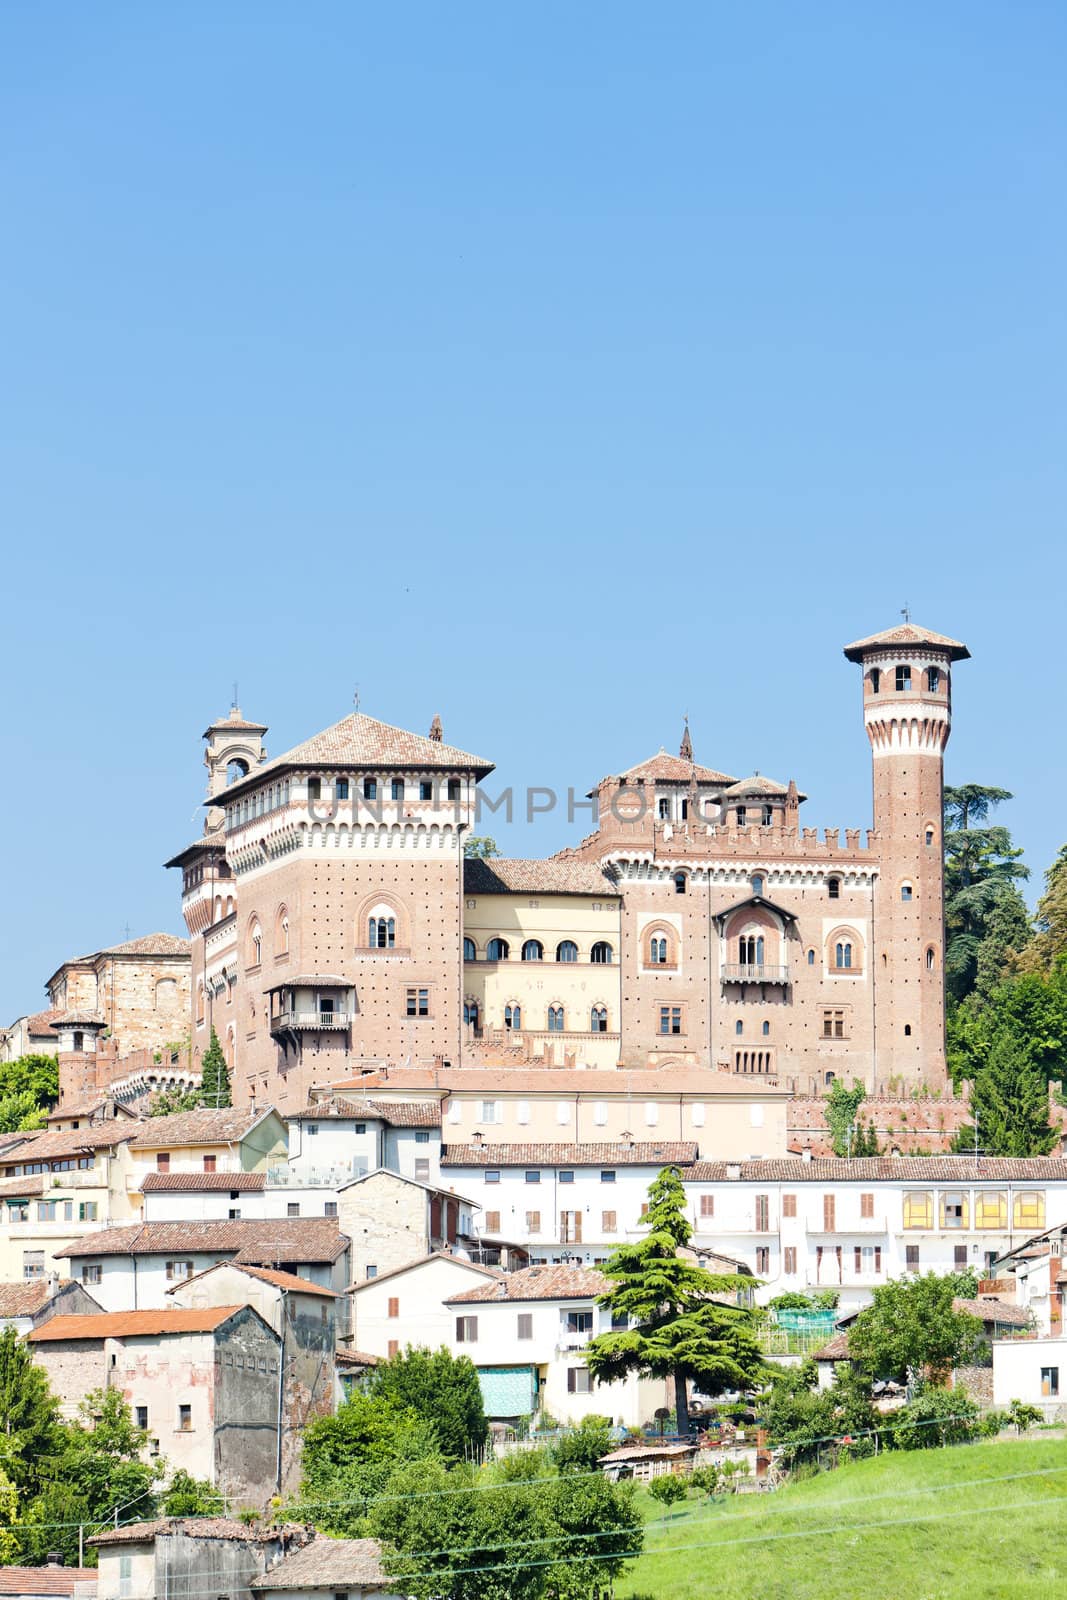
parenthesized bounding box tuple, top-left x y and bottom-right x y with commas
(925, 826, 935, 846)
(363, 777, 378, 799)
(901, 883, 913, 902)
(556, 941, 578, 963)
(828, 877, 840, 900)
(735, 1020, 743, 1036)
(751, 875, 764, 897)
(926, 947, 936, 971)
(825, 1071, 836, 1086)
(590, 942, 613, 965)
(738, 935, 764, 967)
(673, 872, 687, 895)
(762, 1020, 770, 1037)
(486, 938, 509, 961)
(226, 757, 249, 786)
(870, 667, 880, 694)
(522, 940, 544, 962)
(927, 666, 941, 692)
(248, 920, 262, 968)
(807, 949, 816, 966)
(196, 982, 205, 1025)
(275, 907, 289, 958)
(835, 941, 852, 969)
(464, 1000, 480, 1029)
(649, 936, 668, 965)
(369, 916, 396, 949)
(904, 1023, 912, 1036)
(463, 937, 476, 962)
(504, 1003, 522, 1030)
(895, 664, 912, 692)
(547, 1005, 565, 1032)
(591, 1005, 608, 1033)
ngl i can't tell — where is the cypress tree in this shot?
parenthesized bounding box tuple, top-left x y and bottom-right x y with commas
(200, 1027, 231, 1108)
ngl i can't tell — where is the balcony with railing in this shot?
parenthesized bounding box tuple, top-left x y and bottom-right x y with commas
(267, 1160, 367, 1187)
(721, 963, 789, 985)
(270, 1009, 351, 1034)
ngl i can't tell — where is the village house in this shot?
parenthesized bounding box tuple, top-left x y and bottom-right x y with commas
(124, 1105, 288, 1193)
(285, 1099, 444, 1186)
(444, 1263, 670, 1427)
(335, 1168, 480, 1283)
(992, 1220, 1067, 1336)
(28, 1306, 281, 1501)
(0, 1127, 141, 1283)
(168, 1260, 337, 1493)
(0, 1277, 103, 1334)
(992, 1334, 1067, 1420)
(347, 1251, 505, 1360)
(54, 1217, 350, 1309)
(91, 1519, 310, 1600)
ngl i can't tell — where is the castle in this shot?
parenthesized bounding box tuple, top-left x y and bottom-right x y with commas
(164, 622, 967, 1111)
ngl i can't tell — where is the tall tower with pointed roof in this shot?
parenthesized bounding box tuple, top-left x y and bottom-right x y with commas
(844, 622, 970, 1086)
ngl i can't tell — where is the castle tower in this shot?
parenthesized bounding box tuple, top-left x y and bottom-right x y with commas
(844, 622, 970, 1087)
(53, 1012, 106, 1105)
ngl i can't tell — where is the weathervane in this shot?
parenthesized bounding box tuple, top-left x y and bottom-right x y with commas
(900, 604, 911, 624)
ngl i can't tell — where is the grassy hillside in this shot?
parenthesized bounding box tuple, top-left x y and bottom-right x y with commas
(615, 1437, 1067, 1600)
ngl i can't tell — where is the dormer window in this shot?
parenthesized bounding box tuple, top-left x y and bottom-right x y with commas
(895, 664, 912, 692)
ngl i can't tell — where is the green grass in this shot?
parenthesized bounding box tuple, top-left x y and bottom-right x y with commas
(615, 1437, 1067, 1600)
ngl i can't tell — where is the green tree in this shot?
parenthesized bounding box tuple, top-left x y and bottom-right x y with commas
(943, 784, 1029, 1003)
(0, 1090, 50, 1134)
(199, 1027, 231, 1108)
(371, 1347, 488, 1464)
(1008, 1399, 1043, 1434)
(0, 1469, 19, 1564)
(824, 1080, 875, 1156)
(550, 1414, 613, 1474)
(584, 1167, 768, 1437)
(463, 836, 500, 860)
(953, 1027, 1056, 1157)
(886, 1382, 982, 1450)
(848, 1274, 984, 1386)
(538, 1466, 642, 1598)
(647, 1473, 688, 1514)
(1022, 844, 1067, 972)
(0, 1327, 61, 1492)
(52, 1389, 161, 1524)
(159, 1469, 226, 1515)
(763, 1360, 877, 1470)
(0, 1055, 59, 1107)
(299, 1392, 440, 1536)
(150, 1086, 204, 1116)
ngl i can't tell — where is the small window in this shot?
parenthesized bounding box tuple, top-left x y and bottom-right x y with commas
(178, 1404, 192, 1432)
(807, 948, 815, 965)
(369, 916, 396, 949)
(406, 987, 430, 1018)
(287, 1202, 300, 1218)
(525, 1170, 541, 1185)
(699, 1194, 714, 1218)
(135, 1405, 148, 1429)
(735, 1020, 743, 1036)
(364, 777, 378, 799)
(455, 1315, 478, 1343)
(870, 667, 880, 693)
(735, 806, 747, 827)
(906, 1244, 920, 1269)
(567, 1367, 592, 1394)
(484, 1170, 501, 1184)
(895, 664, 912, 692)
(414, 1158, 430, 1181)
(355, 1122, 366, 1135)
(901, 883, 913, 901)
(463, 937, 476, 961)
(556, 940, 578, 963)
(751, 874, 764, 896)
(927, 666, 941, 692)
(925, 826, 935, 846)
(761, 1020, 770, 1037)
(1042, 1367, 1060, 1398)
(391, 778, 404, 800)
(784, 1246, 797, 1274)
(659, 1005, 682, 1036)
(82, 1263, 102, 1285)
(559, 1170, 575, 1185)
(600, 1170, 616, 1185)
(904, 1023, 912, 1036)
(756, 1246, 770, 1274)
(926, 947, 936, 970)
(649, 935, 668, 965)
(603, 1210, 618, 1233)
(415, 1129, 430, 1144)
(447, 778, 461, 800)
(335, 778, 349, 800)
(525, 1210, 541, 1232)
(307, 777, 322, 800)
(324, 1201, 338, 1218)
(590, 1005, 608, 1032)
(827, 877, 840, 900)
(420, 779, 433, 801)
(517, 1313, 533, 1340)
(673, 872, 687, 895)
(822, 1009, 846, 1040)
(782, 1193, 796, 1218)
(388, 1297, 400, 1318)
(658, 796, 671, 820)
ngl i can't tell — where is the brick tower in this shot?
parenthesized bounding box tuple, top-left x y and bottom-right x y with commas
(844, 622, 970, 1088)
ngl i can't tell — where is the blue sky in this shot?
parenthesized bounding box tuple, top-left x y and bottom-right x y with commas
(1, 4, 1064, 1020)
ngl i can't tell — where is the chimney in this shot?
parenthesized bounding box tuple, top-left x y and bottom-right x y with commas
(46, 1554, 64, 1568)
(801, 1147, 812, 1164)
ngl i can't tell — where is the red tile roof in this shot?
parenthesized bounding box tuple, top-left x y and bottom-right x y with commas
(2, 1128, 132, 1160)
(612, 751, 736, 787)
(25, 1009, 61, 1037)
(55, 1218, 348, 1263)
(441, 1142, 697, 1167)
(28, 1306, 246, 1342)
(463, 858, 619, 897)
(0, 1566, 96, 1595)
(687, 1157, 1067, 1181)
(140, 1171, 267, 1192)
(129, 1107, 278, 1148)
(0, 1177, 49, 1200)
(330, 1065, 789, 1097)
(0, 1280, 55, 1317)
(222, 712, 494, 800)
(223, 1263, 336, 1298)
(448, 1263, 606, 1304)
(842, 623, 970, 662)
(335, 1348, 380, 1367)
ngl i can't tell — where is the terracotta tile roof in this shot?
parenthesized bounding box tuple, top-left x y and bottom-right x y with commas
(0, 1567, 96, 1595)
(250, 1537, 387, 1591)
(441, 1142, 698, 1167)
(225, 1263, 336, 1298)
(335, 1348, 380, 1367)
(223, 712, 493, 800)
(0, 1281, 55, 1317)
(202, 708, 268, 736)
(953, 1296, 1030, 1328)
(302, 1097, 441, 1128)
(721, 774, 790, 797)
(612, 751, 736, 787)
(25, 1009, 61, 1037)
(687, 1157, 1067, 1182)
(463, 858, 619, 897)
(448, 1263, 606, 1304)
(842, 623, 970, 662)
(141, 1171, 267, 1192)
(164, 834, 228, 868)
(55, 1218, 348, 1263)
(813, 1331, 852, 1362)
(2, 1128, 132, 1160)
(97, 933, 191, 958)
(28, 1306, 246, 1342)
(129, 1107, 277, 1148)
(331, 1066, 790, 1098)
(92, 1518, 300, 1547)
(51, 1012, 106, 1028)
(0, 1177, 49, 1199)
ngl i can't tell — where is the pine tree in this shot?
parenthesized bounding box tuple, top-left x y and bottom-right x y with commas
(954, 1027, 1056, 1157)
(584, 1167, 768, 1436)
(1020, 844, 1067, 973)
(199, 1028, 231, 1108)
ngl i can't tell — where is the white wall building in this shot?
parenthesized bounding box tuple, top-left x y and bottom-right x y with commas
(993, 1335, 1067, 1418)
(348, 1251, 505, 1360)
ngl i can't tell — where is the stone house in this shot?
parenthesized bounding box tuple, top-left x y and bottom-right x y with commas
(45, 934, 191, 1059)
(251, 1536, 402, 1599)
(29, 1306, 281, 1503)
(336, 1168, 479, 1284)
(91, 1519, 310, 1600)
